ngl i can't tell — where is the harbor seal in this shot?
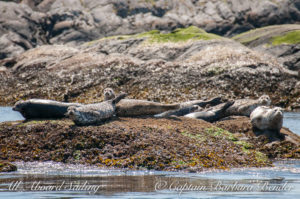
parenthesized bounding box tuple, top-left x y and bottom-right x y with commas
(66, 92, 127, 125)
(12, 88, 116, 120)
(116, 99, 180, 117)
(116, 97, 222, 117)
(154, 105, 201, 118)
(13, 99, 82, 119)
(250, 106, 283, 131)
(225, 95, 271, 117)
(184, 101, 234, 122)
(103, 88, 222, 117)
(103, 88, 115, 101)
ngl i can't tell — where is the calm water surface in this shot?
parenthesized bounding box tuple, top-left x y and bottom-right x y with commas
(0, 107, 300, 198)
(0, 107, 24, 123)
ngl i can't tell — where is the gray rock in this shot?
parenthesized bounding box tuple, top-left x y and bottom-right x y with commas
(1, 0, 300, 59)
(233, 24, 300, 71)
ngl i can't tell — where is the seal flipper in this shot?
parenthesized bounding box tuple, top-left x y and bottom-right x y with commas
(112, 92, 127, 105)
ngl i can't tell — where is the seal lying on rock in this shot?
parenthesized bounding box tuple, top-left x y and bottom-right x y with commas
(116, 97, 222, 117)
(13, 99, 82, 119)
(116, 99, 180, 117)
(184, 101, 234, 122)
(66, 92, 127, 125)
(13, 88, 116, 120)
(154, 105, 201, 118)
(225, 95, 271, 117)
(250, 106, 283, 131)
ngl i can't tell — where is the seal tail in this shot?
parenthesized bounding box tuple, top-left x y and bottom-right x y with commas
(112, 92, 127, 104)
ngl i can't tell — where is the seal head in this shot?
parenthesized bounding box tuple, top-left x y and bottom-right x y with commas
(103, 88, 116, 101)
(258, 95, 271, 106)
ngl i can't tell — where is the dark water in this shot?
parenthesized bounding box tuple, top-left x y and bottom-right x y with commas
(0, 161, 299, 198)
(0, 107, 300, 198)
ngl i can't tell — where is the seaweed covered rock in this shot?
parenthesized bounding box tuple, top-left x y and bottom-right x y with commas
(0, 161, 17, 172)
(0, 27, 299, 108)
(0, 117, 276, 171)
(215, 116, 300, 159)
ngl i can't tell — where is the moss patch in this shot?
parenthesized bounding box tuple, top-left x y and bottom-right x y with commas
(206, 127, 238, 141)
(181, 131, 205, 142)
(86, 26, 221, 46)
(235, 141, 254, 153)
(271, 30, 300, 45)
(255, 151, 268, 163)
(140, 26, 221, 43)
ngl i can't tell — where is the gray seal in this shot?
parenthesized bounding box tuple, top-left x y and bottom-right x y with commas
(13, 99, 82, 119)
(225, 95, 271, 117)
(66, 92, 127, 125)
(250, 106, 283, 131)
(184, 101, 234, 122)
(154, 105, 201, 118)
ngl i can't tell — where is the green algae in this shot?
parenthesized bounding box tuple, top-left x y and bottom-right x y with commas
(206, 66, 226, 76)
(181, 131, 205, 142)
(255, 151, 268, 163)
(271, 30, 300, 45)
(205, 127, 238, 141)
(141, 26, 221, 43)
(17, 120, 48, 127)
(73, 150, 81, 160)
(85, 26, 222, 46)
(235, 140, 254, 153)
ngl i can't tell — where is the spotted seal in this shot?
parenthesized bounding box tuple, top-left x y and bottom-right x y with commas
(66, 92, 127, 125)
(184, 101, 234, 122)
(225, 95, 271, 117)
(250, 106, 283, 131)
(13, 99, 82, 119)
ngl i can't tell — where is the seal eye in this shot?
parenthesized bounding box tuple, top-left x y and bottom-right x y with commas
(257, 117, 262, 122)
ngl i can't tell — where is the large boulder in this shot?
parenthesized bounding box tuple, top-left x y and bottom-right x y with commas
(233, 24, 300, 71)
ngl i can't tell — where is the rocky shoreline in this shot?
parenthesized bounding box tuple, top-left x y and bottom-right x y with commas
(0, 115, 299, 172)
